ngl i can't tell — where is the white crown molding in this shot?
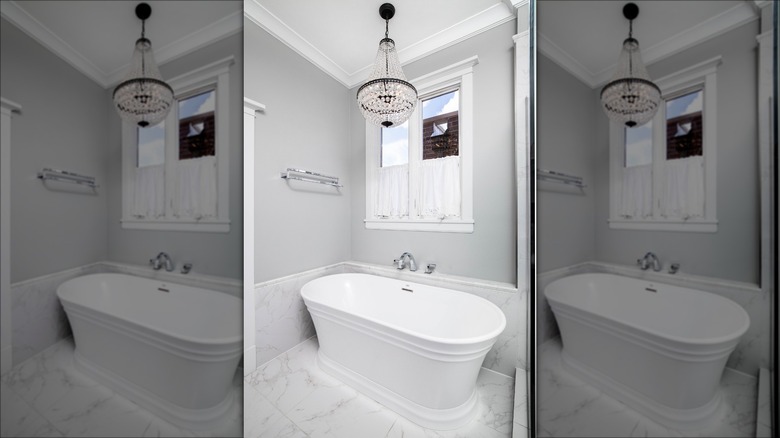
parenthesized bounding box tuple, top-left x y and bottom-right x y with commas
(1, 1, 107, 87)
(2, 1, 242, 89)
(537, 33, 598, 87)
(540, 2, 758, 89)
(503, 0, 530, 11)
(246, 1, 514, 89)
(244, 0, 352, 86)
(107, 10, 243, 87)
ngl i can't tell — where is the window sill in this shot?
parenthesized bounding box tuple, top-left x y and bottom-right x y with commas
(608, 218, 717, 233)
(365, 218, 474, 233)
(121, 218, 230, 233)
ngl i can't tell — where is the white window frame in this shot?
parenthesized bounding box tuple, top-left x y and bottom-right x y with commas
(121, 56, 233, 232)
(609, 56, 721, 233)
(365, 56, 478, 233)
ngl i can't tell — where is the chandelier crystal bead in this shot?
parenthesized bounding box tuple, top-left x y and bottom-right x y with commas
(600, 3, 661, 128)
(357, 4, 417, 128)
(113, 3, 174, 128)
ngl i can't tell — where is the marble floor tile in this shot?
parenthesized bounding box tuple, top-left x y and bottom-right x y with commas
(244, 336, 524, 438)
(0, 380, 63, 437)
(1, 338, 242, 438)
(538, 337, 758, 438)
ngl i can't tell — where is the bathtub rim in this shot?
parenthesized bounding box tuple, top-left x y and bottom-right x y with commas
(544, 272, 750, 346)
(301, 273, 507, 346)
(57, 273, 243, 347)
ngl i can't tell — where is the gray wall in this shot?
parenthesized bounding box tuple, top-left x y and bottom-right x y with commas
(245, 19, 352, 283)
(536, 54, 598, 273)
(1, 18, 109, 283)
(106, 33, 244, 280)
(349, 21, 518, 285)
(593, 22, 760, 284)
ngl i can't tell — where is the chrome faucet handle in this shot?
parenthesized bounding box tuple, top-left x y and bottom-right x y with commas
(637, 258, 648, 270)
(181, 263, 192, 274)
(425, 263, 436, 274)
(669, 263, 680, 274)
(149, 258, 161, 270)
(393, 258, 405, 270)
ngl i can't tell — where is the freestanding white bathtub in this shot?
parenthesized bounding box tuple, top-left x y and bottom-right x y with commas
(57, 273, 242, 431)
(545, 273, 750, 431)
(301, 273, 506, 430)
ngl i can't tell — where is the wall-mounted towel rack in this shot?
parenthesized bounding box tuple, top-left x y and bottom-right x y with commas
(38, 168, 98, 189)
(537, 169, 585, 188)
(280, 168, 342, 188)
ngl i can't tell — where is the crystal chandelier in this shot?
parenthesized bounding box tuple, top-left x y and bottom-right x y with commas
(357, 3, 417, 128)
(113, 3, 173, 128)
(600, 3, 661, 128)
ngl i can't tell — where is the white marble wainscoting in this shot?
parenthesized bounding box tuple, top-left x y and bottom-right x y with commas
(341, 262, 525, 375)
(10, 264, 104, 367)
(245, 336, 522, 438)
(10, 261, 242, 369)
(0, 337, 242, 437)
(254, 264, 347, 368)
(537, 262, 769, 377)
(537, 337, 757, 437)
(512, 368, 529, 438)
(253, 262, 525, 377)
(755, 368, 772, 437)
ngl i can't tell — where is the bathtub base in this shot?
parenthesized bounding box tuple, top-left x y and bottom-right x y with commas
(316, 350, 479, 430)
(73, 350, 236, 432)
(560, 349, 723, 431)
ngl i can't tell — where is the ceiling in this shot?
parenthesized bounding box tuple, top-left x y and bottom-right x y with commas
(2, 1, 763, 92)
(537, 1, 761, 88)
(245, 0, 524, 88)
(0, 1, 242, 89)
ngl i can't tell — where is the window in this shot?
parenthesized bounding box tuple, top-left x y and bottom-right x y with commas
(609, 56, 720, 232)
(122, 57, 233, 232)
(365, 56, 477, 233)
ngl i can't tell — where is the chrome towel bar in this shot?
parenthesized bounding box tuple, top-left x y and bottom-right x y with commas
(37, 168, 98, 188)
(280, 168, 342, 188)
(537, 168, 585, 188)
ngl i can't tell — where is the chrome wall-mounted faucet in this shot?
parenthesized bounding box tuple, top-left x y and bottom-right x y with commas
(150, 252, 174, 272)
(394, 252, 418, 271)
(637, 252, 661, 272)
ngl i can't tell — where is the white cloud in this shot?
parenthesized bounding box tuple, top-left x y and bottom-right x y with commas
(439, 93, 459, 115)
(382, 139, 408, 167)
(683, 92, 702, 115)
(196, 91, 215, 114)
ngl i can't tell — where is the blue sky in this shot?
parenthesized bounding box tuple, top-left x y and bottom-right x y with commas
(381, 91, 459, 167)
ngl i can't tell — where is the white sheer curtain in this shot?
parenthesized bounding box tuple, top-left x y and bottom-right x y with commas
(173, 156, 217, 219)
(662, 155, 704, 219)
(375, 164, 409, 218)
(419, 155, 460, 218)
(131, 164, 164, 218)
(619, 164, 652, 219)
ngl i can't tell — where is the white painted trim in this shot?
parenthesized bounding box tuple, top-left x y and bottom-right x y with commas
(244, 0, 351, 86)
(121, 57, 234, 232)
(242, 97, 262, 375)
(120, 219, 230, 233)
(608, 219, 718, 233)
(0, 1, 106, 86)
(0, 97, 20, 375)
(364, 57, 477, 233)
(537, 33, 597, 88)
(364, 219, 474, 233)
(609, 57, 720, 232)
(245, 2, 510, 88)
(539, 3, 757, 88)
(1, 2, 241, 89)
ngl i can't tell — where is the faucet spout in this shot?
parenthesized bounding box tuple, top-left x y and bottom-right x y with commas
(395, 252, 418, 272)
